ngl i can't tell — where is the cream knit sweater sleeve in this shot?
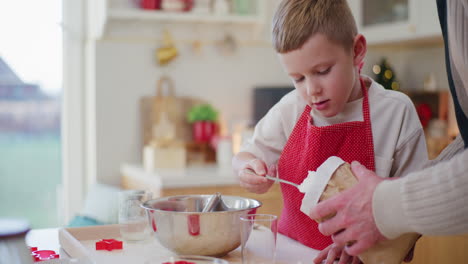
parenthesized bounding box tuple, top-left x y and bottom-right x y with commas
(373, 0, 468, 239)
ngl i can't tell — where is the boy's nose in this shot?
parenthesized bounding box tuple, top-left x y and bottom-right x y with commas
(306, 82, 321, 96)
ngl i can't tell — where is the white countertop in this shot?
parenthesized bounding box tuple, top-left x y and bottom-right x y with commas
(120, 163, 239, 189)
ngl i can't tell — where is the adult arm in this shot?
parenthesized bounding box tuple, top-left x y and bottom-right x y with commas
(374, 140, 468, 239)
(309, 142, 468, 256)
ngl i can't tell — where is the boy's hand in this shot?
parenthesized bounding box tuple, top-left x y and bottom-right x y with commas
(238, 159, 274, 194)
(314, 243, 362, 264)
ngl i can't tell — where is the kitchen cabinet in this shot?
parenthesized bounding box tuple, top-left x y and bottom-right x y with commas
(348, 0, 442, 45)
(88, 0, 267, 39)
(410, 234, 468, 264)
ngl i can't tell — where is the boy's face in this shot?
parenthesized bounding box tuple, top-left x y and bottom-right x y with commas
(279, 33, 364, 118)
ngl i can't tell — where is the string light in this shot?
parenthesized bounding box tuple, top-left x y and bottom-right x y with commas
(373, 65, 381, 74)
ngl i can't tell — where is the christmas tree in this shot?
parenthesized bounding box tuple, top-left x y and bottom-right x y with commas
(373, 58, 400, 90)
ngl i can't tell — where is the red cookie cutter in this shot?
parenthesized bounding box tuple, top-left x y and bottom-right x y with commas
(162, 261, 195, 264)
(95, 239, 123, 251)
(31, 250, 60, 262)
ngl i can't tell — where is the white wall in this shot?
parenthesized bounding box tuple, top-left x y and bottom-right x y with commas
(363, 42, 448, 91)
(92, 0, 448, 185)
(94, 36, 290, 185)
(94, 39, 449, 186)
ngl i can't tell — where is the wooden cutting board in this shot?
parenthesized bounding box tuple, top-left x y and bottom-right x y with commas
(140, 76, 206, 147)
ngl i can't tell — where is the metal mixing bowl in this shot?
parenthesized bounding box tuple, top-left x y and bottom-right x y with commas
(141, 195, 261, 257)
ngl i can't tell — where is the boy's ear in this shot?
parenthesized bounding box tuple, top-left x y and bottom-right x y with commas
(353, 34, 367, 66)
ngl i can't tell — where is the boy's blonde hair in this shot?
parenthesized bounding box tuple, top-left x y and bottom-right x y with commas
(272, 0, 357, 53)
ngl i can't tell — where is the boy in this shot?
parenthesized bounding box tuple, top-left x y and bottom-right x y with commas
(232, 0, 428, 261)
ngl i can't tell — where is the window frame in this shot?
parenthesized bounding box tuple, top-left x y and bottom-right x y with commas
(61, 0, 94, 224)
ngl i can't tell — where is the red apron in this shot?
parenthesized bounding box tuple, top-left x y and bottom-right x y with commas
(277, 78, 375, 250)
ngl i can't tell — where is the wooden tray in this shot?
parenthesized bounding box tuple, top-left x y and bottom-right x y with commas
(58, 224, 242, 264)
(58, 224, 319, 264)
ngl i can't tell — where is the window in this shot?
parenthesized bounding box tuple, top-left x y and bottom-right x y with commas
(0, 1, 62, 228)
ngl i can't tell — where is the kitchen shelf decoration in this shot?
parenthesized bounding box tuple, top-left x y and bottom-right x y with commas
(140, 76, 214, 167)
(89, 0, 267, 39)
(143, 76, 187, 171)
(107, 8, 262, 24)
(373, 58, 399, 90)
(136, 0, 258, 16)
(187, 103, 218, 143)
(155, 30, 178, 66)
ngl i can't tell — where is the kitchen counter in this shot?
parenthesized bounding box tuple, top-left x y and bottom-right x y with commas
(120, 163, 285, 217)
(120, 163, 238, 189)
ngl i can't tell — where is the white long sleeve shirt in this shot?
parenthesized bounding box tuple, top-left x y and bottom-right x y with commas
(241, 77, 428, 181)
(373, 0, 468, 239)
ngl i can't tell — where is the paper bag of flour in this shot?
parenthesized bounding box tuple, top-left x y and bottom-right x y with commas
(301, 156, 420, 264)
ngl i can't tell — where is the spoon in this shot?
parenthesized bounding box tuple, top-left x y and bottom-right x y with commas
(244, 168, 300, 189)
(202, 192, 230, 212)
(264, 175, 300, 189)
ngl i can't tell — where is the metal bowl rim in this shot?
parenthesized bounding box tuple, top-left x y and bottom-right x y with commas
(141, 194, 262, 214)
(161, 255, 229, 262)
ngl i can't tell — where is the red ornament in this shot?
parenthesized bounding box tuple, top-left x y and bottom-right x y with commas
(416, 103, 433, 128)
(162, 261, 196, 264)
(95, 239, 123, 251)
(140, 0, 161, 10)
(182, 0, 194, 11)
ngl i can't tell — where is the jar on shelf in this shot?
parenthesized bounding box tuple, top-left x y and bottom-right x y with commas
(233, 0, 251, 15)
(110, 0, 141, 8)
(191, 0, 212, 14)
(213, 0, 231, 15)
(140, 0, 162, 10)
(161, 0, 193, 12)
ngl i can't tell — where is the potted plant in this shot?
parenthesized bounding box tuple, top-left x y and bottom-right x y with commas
(187, 104, 218, 143)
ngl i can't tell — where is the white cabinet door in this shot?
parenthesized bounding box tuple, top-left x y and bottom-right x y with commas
(417, 0, 442, 38)
(349, 0, 441, 45)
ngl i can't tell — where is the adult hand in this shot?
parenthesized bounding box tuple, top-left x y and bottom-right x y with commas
(313, 243, 362, 264)
(308, 161, 387, 256)
(238, 158, 274, 194)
